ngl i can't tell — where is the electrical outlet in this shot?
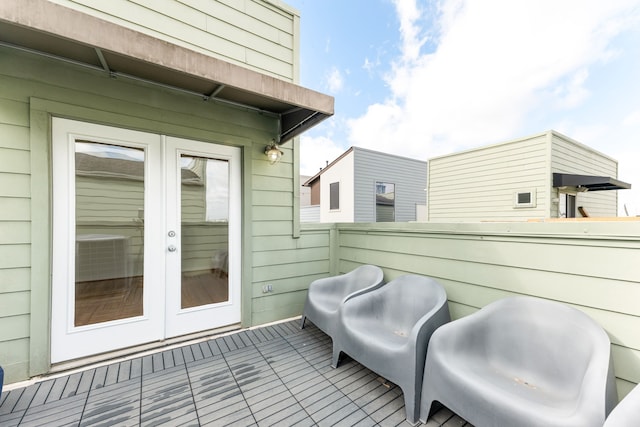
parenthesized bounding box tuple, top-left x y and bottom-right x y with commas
(262, 284, 273, 293)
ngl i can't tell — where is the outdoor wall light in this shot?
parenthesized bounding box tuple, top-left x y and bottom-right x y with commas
(265, 141, 283, 164)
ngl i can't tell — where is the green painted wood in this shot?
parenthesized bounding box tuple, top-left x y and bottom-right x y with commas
(59, 0, 296, 80)
(338, 244, 640, 314)
(252, 206, 293, 221)
(251, 272, 328, 296)
(28, 107, 51, 378)
(0, 222, 30, 244)
(0, 291, 30, 317)
(612, 345, 640, 384)
(0, 337, 29, 363)
(252, 230, 330, 251)
(252, 174, 293, 191)
(338, 228, 639, 282)
(0, 123, 29, 149)
(0, 52, 275, 135)
(0, 98, 29, 126)
(0, 198, 29, 220)
(252, 190, 292, 207)
(251, 290, 307, 324)
(0, 268, 30, 293)
(0, 173, 30, 197)
(252, 259, 329, 284)
(616, 379, 638, 401)
(252, 247, 328, 267)
(252, 220, 292, 236)
(0, 362, 29, 385)
(0, 149, 30, 174)
(0, 244, 29, 269)
(0, 314, 30, 341)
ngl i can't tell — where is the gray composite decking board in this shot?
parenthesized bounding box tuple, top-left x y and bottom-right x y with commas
(0, 320, 471, 426)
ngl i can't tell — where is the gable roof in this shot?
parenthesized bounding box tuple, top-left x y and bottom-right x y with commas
(302, 146, 427, 186)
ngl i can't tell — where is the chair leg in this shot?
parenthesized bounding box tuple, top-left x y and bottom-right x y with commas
(402, 387, 420, 426)
(300, 315, 306, 329)
(331, 346, 342, 368)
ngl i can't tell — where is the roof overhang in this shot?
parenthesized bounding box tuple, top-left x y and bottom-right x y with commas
(0, 0, 334, 143)
(553, 173, 631, 191)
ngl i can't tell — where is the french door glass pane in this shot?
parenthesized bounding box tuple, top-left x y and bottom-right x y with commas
(74, 141, 145, 326)
(180, 155, 230, 309)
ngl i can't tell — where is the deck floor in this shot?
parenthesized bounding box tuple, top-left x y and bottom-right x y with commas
(0, 320, 470, 426)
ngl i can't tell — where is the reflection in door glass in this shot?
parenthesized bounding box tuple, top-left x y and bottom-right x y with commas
(180, 155, 230, 309)
(74, 142, 145, 326)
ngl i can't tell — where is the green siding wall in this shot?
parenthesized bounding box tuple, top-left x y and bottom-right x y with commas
(0, 89, 32, 383)
(50, 0, 298, 81)
(0, 45, 308, 384)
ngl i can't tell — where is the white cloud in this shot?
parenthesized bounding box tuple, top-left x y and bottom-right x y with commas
(299, 134, 347, 177)
(363, 57, 375, 73)
(623, 110, 640, 126)
(346, 0, 640, 161)
(551, 68, 591, 109)
(326, 66, 344, 94)
(393, 0, 427, 62)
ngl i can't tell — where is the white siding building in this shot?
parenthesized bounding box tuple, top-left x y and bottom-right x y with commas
(427, 130, 630, 222)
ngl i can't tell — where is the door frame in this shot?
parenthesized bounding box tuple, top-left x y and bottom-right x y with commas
(50, 118, 243, 363)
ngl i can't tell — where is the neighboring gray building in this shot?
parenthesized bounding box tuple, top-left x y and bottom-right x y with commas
(303, 147, 427, 222)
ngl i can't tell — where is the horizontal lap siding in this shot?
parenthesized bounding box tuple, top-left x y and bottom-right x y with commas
(0, 96, 31, 382)
(0, 45, 281, 383)
(428, 135, 549, 221)
(245, 140, 328, 326)
(353, 148, 427, 222)
(332, 222, 640, 399)
(52, 0, 296, 80)
(551, 133, 619, 217)
(251, 227, 332, 324)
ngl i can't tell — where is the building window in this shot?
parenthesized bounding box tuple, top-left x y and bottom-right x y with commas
(376, 182, 395, 222)
(513, 189, 536, 208)
(330, 182, 340, 210)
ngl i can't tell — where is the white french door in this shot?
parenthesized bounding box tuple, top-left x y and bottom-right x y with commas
(51, 118, 241, 363)
(164, 136, 241, 337)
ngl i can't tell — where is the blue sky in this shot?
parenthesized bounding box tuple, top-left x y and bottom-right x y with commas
(287, 0, 640, 215)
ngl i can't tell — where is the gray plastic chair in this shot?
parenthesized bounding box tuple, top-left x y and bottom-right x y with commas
(420, 296, 617, 427)
(332, 275, 450, 425)
(604, 383, 640, 427)
(300, 265, 384, 338)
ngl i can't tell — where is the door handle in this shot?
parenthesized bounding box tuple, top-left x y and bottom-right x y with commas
(168, 245, 177, 252)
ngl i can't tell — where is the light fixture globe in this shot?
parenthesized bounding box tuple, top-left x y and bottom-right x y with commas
(264, 142, 284, 164)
